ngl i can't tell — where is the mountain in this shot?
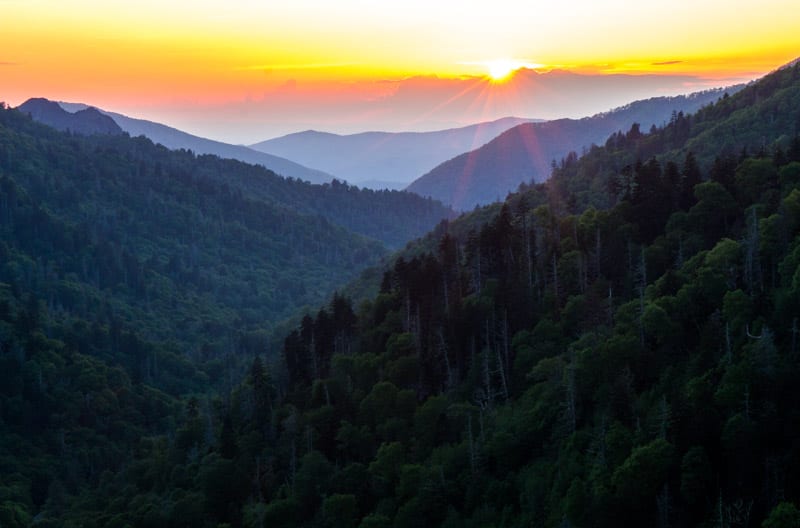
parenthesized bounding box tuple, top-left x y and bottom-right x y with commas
(0, 106, 390, 348)
(17, 102, 453, 251)
(249, 117, 538, 189)
(0, 105, 390, 526)
(407, 86, 744, 209)
(183, 69, 749, 143)
(17, 97, 122, 136)
(52, 58, 800, 528)
(4, 60, 799, 528)
(137, 58, 798, 528)
(0, 104, 452, 363)
(0, 104, 456, 526)
(51, 100, 335, 184)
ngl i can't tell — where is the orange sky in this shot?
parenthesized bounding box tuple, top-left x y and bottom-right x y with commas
(3, 0, 799, 141)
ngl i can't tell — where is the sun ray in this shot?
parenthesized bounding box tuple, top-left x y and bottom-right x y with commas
(485, 59, 544, 82)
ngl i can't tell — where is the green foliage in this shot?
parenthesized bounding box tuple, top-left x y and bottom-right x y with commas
(0, 105, 447, 526)
(260, 498, 300, 527)
(358, 513, 392, 528)
(3, 54, 800, 528)
(680, 446, 712, 506)
(0, 502, 32, 528)
(611, 438, 676, 501)
(763, 502, 800, 528)
(409, 87, 739, 210)
(322, 494, 358, 528)
(235, 61, 800, 528)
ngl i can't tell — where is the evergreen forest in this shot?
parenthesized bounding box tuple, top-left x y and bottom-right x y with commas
(0, 106, 449, 526)
(2, 60, 800, 528)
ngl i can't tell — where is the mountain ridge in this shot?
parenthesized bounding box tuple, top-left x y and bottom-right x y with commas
(249, 116, 541, 189)
(51, 100, 336, 184)
(2, 57, 800, 528)
(407, 86, 744, 209)
(247, 55, 800, 528)
(18, 97, 123, 136)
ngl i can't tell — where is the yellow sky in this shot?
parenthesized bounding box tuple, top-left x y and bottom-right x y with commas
(2, 0, 798, 139)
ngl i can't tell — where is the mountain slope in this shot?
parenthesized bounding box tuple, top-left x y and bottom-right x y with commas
(52, 102, 453, 250)
(0, 104, 454, 333)
(407, 87, 742, 209)
(63, 59, 800, 528)
(17, 98, 122, 136)
(0, 105, 392, 525)
(0, 106, 388, 345)
(549, 57, 800, 215)
(249, 117, 538, 189)
(0, 100, 461, 525)
(52, 100, 335, 184)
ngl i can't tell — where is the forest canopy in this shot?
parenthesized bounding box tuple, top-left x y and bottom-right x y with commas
(1, 60, 800, 527)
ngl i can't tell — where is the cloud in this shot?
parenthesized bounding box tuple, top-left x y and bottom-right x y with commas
(652, 60, 683, 66)
(0, 61, 17, 66)
(237, 62, 358, 71)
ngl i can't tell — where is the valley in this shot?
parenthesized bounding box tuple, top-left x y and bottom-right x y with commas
(2, 7, 799, 525)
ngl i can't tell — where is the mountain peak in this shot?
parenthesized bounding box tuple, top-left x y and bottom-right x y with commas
(18, 97, 123, 136)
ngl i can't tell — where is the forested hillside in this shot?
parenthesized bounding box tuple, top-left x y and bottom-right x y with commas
(0, 106, 393, 345)
(3, 58, 800, 528)
(54, 100, 338, 185)
(49, 60, 800, 528)
(407, 86, 742, 210)
(17, 100, 454, 250)
(0, 106, 453, 527)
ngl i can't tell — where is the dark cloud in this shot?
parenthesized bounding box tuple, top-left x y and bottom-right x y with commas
(652, 60, 683, 66)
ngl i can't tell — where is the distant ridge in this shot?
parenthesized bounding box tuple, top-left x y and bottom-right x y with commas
(249, 116, 540, 189)
(406, 86, 744, 209)
(55, 101, 335, 184)
(18, 98, 122, 136)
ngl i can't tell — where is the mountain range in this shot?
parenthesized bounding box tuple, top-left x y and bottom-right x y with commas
(181, 68, 746, 143)
(407, 86, 744, 209)
(244, 57, 800, 528)
(3, 56, 800, 528)
(21, 99, 335, 184)
(249, 117, 539, 189)
(23, 87, 741, 207)
(17, 98, 122, 136)
(0, 105, 453, 339)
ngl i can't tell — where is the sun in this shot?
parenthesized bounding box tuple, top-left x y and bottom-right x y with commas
(485, 59, 544, 82)
(487, 60, 518, 81)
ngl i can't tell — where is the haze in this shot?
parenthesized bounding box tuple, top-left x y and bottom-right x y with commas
(3, 0, 799, 142)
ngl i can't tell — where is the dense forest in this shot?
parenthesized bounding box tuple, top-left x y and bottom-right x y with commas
(24, 98, 337, 186)
(0, 106, 451, 527)
(9, 104, 454, 250)
(2, 61, 800, 527)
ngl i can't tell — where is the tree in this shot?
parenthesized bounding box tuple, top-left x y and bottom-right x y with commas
(368, 441, 404, 497)
(679, 151, 702, 210)
(611, 439, 676, 508)
(688, 182, 738, 245)
(679, 446, 712, 507)
(762, 502, 800, 528)
(735, 158, 778, 205)
(323, 494, 358, 528)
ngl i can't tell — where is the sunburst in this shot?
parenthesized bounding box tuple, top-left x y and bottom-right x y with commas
(485, 59, 543, 82)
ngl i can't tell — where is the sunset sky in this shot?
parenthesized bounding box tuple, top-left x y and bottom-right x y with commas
(3, 0, 799, 142)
